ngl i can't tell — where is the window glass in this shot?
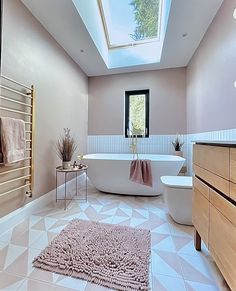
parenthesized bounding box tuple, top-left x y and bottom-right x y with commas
(125, 90, 149, 137)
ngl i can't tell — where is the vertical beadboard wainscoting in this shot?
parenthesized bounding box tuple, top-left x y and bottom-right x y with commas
(88, 129, 236, 176)
(87, 135, 188, 156)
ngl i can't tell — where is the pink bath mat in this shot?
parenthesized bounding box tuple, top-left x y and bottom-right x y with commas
(33, 219, 151, 291)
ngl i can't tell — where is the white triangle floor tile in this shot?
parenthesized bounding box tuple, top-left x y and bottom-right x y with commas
(118, 206, 133, 216)
(153, 236, 176, 252)
(16, 278, 53, 291)
(44, 218, 59, 230)
(179, 253, 216, 284)
(0, 272, 25, 291)
(129, 217, 147, 227)
(152, 223, 171, 235)
(0, 229, 13, 243)
(112, 216, 130, 224)
(29, 232, 50, 250)
(77, 213, 90, 221)
(29, 215, 43, 228)
(99, 217, 113, 224)
(151, 250, 182, 278)
(4, 280, 25, 291)
(185, 280, 221, 291)
(56, 276, 87, 290)
(153, 274, 186, 291)
(4, 244, 27, 270)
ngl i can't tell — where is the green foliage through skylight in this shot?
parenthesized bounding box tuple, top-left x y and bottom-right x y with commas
(99, 0, 161, 47)
(130, 0, 160, 41)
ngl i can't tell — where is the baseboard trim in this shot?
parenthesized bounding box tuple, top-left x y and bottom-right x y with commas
(0, 174, 85, 234)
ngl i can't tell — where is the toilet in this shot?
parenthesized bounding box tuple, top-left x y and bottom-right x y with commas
(160, 176, 193, 225)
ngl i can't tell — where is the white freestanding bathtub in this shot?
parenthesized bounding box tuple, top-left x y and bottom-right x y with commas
(83, 154, 185, 196)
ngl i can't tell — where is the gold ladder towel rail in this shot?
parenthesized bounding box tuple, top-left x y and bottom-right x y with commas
(0, 184, 31, 198)
(0, 85, 33, 99)
(0, 166, 31, 176)
(1, 74, 32, 90)
(0, 95, 32, 107)
(0, 75, 35, 198)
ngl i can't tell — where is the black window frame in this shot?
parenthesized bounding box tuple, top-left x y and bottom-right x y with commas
(125, 89, 150, 138)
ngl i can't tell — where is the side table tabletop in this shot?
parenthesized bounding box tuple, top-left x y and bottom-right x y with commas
(55, 164, 88, 210)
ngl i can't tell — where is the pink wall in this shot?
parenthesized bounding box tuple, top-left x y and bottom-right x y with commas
(187, 0, 236, 134)
(88, 68, 187, 135)
(1, 0, 88, 217)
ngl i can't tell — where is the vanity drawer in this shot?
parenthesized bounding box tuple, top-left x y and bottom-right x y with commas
(209, 189, 236, 290)
(230, 148, 236, 183)
(210, 188, 236, 226)
(230, 182, 236, 202)
(192, 188, 209, 247)
(193, 144, 229, 180)
(193, 176, 209, 200)
(193, 164, 230, 197)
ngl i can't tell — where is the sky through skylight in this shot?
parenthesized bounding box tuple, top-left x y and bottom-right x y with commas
(100, 0, 160, 47)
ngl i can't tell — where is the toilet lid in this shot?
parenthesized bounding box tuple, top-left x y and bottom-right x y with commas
(160, 176, 193, 189)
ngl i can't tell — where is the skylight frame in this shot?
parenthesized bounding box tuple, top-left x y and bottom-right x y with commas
(98, 0, 163, 49)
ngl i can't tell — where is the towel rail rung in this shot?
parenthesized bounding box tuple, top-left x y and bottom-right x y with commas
(0, 85, 32, 98)
(0, 175, 31, 186)
(0, 183, 31, 197)
(0, 106, 32, 116)
(1, 75, 32, 90)
(0, 166, 31, 176)
(0, 95, 32, 107)
(0, 157, 31, 166)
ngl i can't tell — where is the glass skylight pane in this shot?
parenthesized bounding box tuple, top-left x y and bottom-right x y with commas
(100, 0, 161, 47)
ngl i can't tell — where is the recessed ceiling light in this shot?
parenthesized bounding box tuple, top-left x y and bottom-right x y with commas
(233, 8, 236, 19)
(182, 33, 188, 38)
(234, 80, 236, 88)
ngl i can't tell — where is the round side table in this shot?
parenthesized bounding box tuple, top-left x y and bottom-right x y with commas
(55, 164, 88, 210)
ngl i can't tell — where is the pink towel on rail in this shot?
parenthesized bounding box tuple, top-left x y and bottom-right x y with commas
(129, 159, 152, 187)
(0, 117, 25, 164)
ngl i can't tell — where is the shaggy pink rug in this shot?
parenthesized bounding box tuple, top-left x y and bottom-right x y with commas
(33, 219, 151, 291)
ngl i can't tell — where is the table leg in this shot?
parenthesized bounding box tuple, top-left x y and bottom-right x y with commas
(56, 171, 58, 203)
(76, 171, 78, 196)
(86, 169, 87, 202)
(64, 172, 67, 210)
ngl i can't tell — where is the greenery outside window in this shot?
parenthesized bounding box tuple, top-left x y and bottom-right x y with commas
(98, 0, 162, 48)
(125, 90, 149, 138)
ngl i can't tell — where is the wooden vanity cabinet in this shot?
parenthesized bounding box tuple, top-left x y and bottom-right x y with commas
(193, 142, 236, 290)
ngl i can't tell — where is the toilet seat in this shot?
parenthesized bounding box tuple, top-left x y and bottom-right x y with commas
(160, 176, 192, 189)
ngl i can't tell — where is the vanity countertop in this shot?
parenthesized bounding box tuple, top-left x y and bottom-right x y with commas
(192, 140, 236, 146)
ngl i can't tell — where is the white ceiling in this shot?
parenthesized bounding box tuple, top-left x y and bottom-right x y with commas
(21, 0, 223, 77)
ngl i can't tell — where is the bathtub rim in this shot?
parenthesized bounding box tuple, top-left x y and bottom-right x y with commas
(83, 153, 185, 162)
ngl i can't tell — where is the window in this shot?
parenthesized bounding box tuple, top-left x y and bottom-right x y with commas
(98, 0, 162, 48)
(125, 90, 149, 138)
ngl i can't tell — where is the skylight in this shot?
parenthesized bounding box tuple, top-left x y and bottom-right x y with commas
(73, 0, 171, 68)
(98, 0, 162, 48)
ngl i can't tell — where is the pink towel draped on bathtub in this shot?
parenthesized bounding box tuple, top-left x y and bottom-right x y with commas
(129, 159, 152, 187)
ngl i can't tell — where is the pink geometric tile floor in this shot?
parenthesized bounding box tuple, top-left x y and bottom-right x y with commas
(0, 179, 231, 291)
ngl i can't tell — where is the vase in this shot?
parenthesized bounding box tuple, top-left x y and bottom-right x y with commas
(62, 161, 71, 170)
(174, 151, 183, 157)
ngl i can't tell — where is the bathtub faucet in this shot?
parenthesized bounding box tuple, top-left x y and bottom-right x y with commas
(128, 132, 139, 159)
